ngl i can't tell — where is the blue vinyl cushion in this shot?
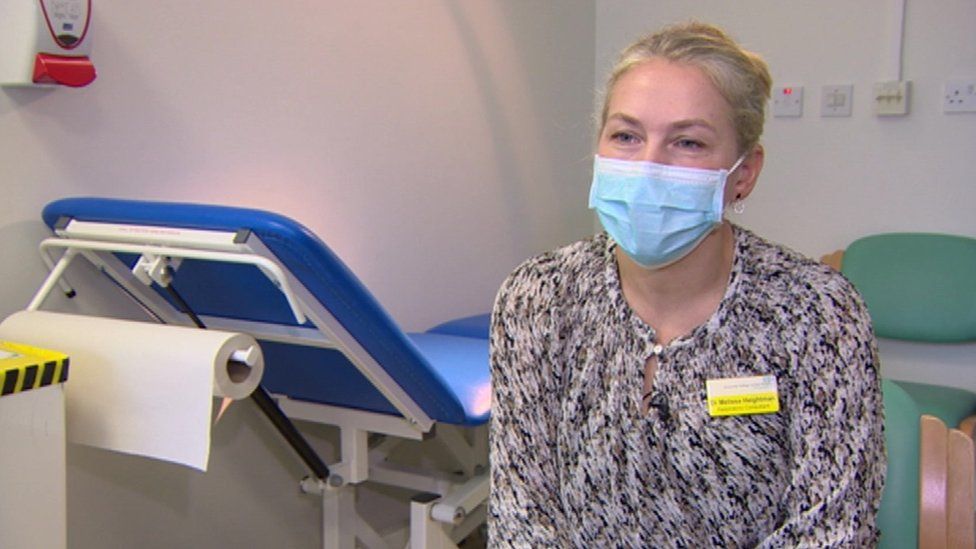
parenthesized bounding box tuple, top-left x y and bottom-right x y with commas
(427, 314, 491, 339)
(42, 197, 490, 425)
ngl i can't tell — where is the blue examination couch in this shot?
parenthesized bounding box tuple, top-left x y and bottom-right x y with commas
(33, 197, 492, 548)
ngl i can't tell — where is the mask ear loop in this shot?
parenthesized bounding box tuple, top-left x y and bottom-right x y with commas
(728, 153, 747, 174)
(727, 153, 748, 214)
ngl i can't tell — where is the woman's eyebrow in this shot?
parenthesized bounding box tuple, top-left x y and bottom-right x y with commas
(605, 112, 643, 127)
(670, 118, 718, 134)
(606, 113, 718, 135)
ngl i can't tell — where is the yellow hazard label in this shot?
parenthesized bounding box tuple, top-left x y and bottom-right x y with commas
(0, 341, 69, 397)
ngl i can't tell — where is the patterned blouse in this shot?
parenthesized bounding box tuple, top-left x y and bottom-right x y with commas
(488, 226, 885, 548)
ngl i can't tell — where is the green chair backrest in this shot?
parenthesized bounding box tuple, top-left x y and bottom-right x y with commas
(893, 380, 976, 428)
(878, 379, 921, 549)
(841, 233, 976, 343)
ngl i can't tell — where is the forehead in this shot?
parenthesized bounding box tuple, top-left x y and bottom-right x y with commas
(607, 58, 733, 128)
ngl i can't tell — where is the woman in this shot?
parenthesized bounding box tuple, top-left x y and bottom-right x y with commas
(489, 22, 884, 547)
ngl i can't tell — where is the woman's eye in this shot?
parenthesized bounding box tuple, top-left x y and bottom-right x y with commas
(609, 131, 640, 145)
(675, 138, 705, 150)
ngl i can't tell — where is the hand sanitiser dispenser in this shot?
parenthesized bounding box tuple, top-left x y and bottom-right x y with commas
(0, 0, 95, 88)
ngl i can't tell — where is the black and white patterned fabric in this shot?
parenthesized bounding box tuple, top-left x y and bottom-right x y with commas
(489, 226, 885, 548)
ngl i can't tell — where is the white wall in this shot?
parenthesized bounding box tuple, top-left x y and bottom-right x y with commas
(3, 1, 974, 546)
(1, 0, 597, 331)
(0, 2, 595, 547)
(596, 1, 976, 392)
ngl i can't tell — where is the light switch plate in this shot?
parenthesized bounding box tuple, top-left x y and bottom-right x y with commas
(874, 80, 910, 116)
(821, 84, 853, 117)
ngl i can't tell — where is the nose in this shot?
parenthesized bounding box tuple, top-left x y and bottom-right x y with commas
(636, 143, 670, 164)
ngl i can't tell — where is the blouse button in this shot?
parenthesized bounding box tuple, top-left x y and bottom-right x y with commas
(651, 343, 664, 356)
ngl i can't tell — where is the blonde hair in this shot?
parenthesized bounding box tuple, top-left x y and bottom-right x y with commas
(598, 22, 772, 154)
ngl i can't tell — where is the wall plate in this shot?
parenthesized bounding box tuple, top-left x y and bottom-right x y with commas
(772, 85, 803, 117)
(874, 80, 910, 116)
(944, 80, 976, 113)
(822, 84, 853, 117)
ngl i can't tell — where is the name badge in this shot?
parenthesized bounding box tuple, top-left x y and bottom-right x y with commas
(706, 375, 779, 417)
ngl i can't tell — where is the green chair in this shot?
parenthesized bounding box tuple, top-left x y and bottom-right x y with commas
(842, 233, 976, 345)
(832, 232, 976, 548)
(878, 379, 922, 548)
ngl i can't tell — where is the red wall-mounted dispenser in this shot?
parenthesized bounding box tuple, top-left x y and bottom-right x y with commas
(0, 0, 96, 88)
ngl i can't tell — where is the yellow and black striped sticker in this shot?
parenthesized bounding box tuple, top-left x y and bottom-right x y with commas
(0, 341, 69, 397)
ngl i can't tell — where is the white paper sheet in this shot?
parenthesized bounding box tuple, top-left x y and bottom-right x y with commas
(0, 310, 263, 471)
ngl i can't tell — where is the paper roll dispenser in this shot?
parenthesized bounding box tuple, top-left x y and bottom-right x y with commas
(0, 0, 96, 88)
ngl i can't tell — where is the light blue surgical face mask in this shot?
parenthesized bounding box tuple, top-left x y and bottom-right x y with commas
(588, 154, 745, 269)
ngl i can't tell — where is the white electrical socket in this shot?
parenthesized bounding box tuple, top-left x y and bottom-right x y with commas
(873, 80, 910, 116)
(821, 84, 853, 117)
(944, 80, 976, 113)
(772, 85, 803, 117)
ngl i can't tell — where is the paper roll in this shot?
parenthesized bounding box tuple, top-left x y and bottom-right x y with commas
(0, 310, 264, 471)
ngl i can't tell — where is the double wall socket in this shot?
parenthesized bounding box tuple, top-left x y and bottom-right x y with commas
(944, 80, 976, 113)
